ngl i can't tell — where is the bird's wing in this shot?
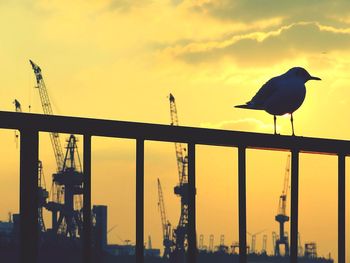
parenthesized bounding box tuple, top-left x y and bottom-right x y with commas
(249, 77, 279, 107)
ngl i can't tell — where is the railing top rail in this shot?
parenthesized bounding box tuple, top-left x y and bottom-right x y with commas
(1, 111, 349, 155)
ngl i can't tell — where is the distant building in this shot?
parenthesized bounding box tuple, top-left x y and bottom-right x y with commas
(106, 244, 135, 256)
(0, 221, 13, 234)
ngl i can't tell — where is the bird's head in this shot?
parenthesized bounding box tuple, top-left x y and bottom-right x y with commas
(286, 67, 321, 83)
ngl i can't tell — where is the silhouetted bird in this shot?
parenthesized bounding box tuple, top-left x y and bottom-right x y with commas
(235, 67, 321, 135)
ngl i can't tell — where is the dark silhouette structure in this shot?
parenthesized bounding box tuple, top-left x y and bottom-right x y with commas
(168, 93, 189, 263)
(0, 110, 347, 263)
(157, 178, 173, 259)
(235, 67, 321, 135)
(275, 155, 291, 256)
(30, 60, 85, 238)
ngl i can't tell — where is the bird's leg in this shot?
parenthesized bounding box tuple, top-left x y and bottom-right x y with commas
(274, 115, 277, 135)
(291, 114, 295, 136)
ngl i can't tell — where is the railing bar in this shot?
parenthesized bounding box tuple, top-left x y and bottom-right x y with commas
(187, 143, 197, 263)
(3, 111, 350, 156)
(83, 134, 92, 263)
(338, 154, 345, 263)
(290, 150, 299, 263)
(136, 139, 144, 263)
(238, 146, 247, 263)
(19, 129, 39, 263)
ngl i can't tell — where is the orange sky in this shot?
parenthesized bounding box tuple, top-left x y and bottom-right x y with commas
(1, 1, 350, 262)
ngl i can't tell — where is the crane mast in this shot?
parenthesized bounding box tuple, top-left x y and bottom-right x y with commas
(13, 99, 22, 146)
(38, 160, 49, 233)
(157, 178, 173, 259)
(275, 154, 291, 256)
(29, 60, 64, 172)
(13, 99, 49, 232)
(168, 93, 189, 262)
(30, 60, 84, 238)
(279, 154, 290, 216)
(169, 93, 188, 185)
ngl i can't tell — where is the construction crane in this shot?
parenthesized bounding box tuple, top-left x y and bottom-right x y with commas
(209, 234, 214, 252)
(38, 160, 49, 233)
(30, 60, 65, 171)
(248, 229, 266, 254)
(157, 178, 173, 259)
(147, 235, 152, 250)
(216, 234, 229, 253)
(272, 232, 277, 254)
(13, 99, 22, 112)
(168, 93, 189, 262)
(13, 99, 48, 233)
(231, 241, 239, 254)
(298, 232, 303, 257)
(262, 235, 267, 254)
(304, 242, 317, 258)
(13, 99, 22, 147)
(30, 60, 83, 237)
(198, 234, 204, 250)
(275, 154, 291, 256)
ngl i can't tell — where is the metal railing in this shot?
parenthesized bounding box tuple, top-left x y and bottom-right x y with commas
(0, 111, 346, 263)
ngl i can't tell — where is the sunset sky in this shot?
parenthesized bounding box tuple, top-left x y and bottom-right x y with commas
(0, 0, 350, 261)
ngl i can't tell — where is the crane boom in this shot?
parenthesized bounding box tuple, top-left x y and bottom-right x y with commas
(279, 154, 291, 215)
(157, 178, 168, 238)
(169, 93, 188, 185)
(275, 154, 291, 256)
(157, 178, 172, 258)
(29, 60, 84, 238)
(168, 93, 189, 261)
(30, 60, 64, 171)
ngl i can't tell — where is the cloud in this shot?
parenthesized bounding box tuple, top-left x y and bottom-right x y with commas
(160, 22, 350, 66)
(187, 0, 350, 25)
(105, 0, 153, 12)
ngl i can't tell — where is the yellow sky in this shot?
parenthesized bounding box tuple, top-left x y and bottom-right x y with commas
(0, 0, 350, 261)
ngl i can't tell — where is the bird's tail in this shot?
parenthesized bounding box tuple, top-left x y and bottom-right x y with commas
(234, 103, 261, 110)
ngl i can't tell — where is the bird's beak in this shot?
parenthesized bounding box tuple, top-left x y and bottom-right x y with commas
(310, 76, 321, 81)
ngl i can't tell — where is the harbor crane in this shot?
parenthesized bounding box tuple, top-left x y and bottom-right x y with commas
(30, 60, 65, 171)
(168, 93, 189, 262)
(13, 99, 22, 112)
(262, 235, 267, 254)
(157, 178, 173, 259)
(37, 160, 49, 233)
(30, 60, 84, 237)
(13, 99, 49, 233)
(248, 229, 266, 254)
(275, 154, 291, 256)
(13, 99, 21, 146)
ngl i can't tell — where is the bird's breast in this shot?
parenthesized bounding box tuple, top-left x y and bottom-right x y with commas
(264, 81, 306, 116)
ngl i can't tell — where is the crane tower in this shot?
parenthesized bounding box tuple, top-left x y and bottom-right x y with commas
(275, 154, 291, 256)
(30, 60, 84, 237)
(13, 99, 49, 233)
(157, 178, 173, 259)
(169, 93, 189, 262)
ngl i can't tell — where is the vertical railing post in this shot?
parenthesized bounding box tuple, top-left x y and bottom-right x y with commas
(83, 134, 92, 263)
(290, 150, 299, 263)
(20, 129, 39, 263)
(136, 139, 144, 263)
(238, 146, 247, 263)
(187, 143, 197, 263)
(338, 154, 345, 263)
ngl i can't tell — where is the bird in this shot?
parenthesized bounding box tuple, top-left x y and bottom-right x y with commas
(235, 67, 321, 135)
